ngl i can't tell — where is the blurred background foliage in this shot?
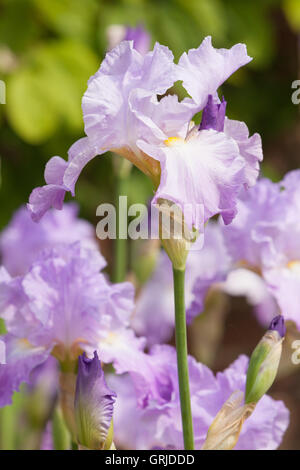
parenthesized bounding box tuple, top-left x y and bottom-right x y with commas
(0, 0, 299, 230)
(0, 0, 300, 450)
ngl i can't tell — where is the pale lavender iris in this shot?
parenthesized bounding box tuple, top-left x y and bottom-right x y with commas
(0, 242, 144, 406)
(222, 171, 300, 330)
(108, 345, 289, 450)
(0, 203, 97, 276)
(28, 37, 262, 233)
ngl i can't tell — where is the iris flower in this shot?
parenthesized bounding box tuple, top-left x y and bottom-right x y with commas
(0, 242, 143, 407)
(28, 37, 262, 233)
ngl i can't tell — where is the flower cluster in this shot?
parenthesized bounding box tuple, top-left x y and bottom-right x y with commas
(0, 32, 293, 451)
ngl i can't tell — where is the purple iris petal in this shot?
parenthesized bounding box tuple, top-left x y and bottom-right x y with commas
(178, 36, 252, 111)
(199, 95, 227, 132)
(0, 335, 50, 407)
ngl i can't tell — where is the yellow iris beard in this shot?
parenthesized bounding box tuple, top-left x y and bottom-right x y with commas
(164, 136, 184, 147)
(287, 260, 300, 272)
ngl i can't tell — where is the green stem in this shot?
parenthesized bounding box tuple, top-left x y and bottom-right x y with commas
(113, 173, 128, 283)
(173, 267, 194, 450)
(112, 156, 132, 283)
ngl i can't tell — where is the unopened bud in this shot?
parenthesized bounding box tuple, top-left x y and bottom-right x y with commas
(157, 199, 197, 270)
(245, 315, 285, 404)
(74, 351, 116, 450)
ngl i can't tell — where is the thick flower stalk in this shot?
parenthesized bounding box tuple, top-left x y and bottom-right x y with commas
(75, 352, 116, 450)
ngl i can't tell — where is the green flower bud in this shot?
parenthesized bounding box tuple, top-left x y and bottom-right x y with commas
(157, 199, 198, 270)
(245, 315, 285, 404)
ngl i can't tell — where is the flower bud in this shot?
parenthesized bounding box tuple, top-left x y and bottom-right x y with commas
(245, 315, 285, 405)
(74, 351, 116, 450)
(157, 199, 198, 270)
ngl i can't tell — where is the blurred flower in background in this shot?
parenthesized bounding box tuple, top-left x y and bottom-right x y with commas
(107, 24, 151, 55)
(0, 203, 97, 276)
(222, 170, 300, 330)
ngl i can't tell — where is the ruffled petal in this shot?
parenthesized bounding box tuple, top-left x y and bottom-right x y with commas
(139, 129, 244, 230)
(178, 36, 252, 109)
(27, 185, 66, 223)
(97, 328, 146, 376)
(64, 137, 103, 195)
(82, 41, 177, 148)
(264, 267, 300, 330)
(224, 118, 263, 187)
(237, 395, 290, 450)
(0, 335, 50, 407)
(0, 203, 97, 276)
(44, 156, 68, 185)
(221, 178, 281, 267)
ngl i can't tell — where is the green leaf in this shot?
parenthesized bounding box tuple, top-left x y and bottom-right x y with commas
(283, 0, 300, 31)
(6, 67, 58, 143)
(6, 40, 99, 144)
(32, 0, 99, 43)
